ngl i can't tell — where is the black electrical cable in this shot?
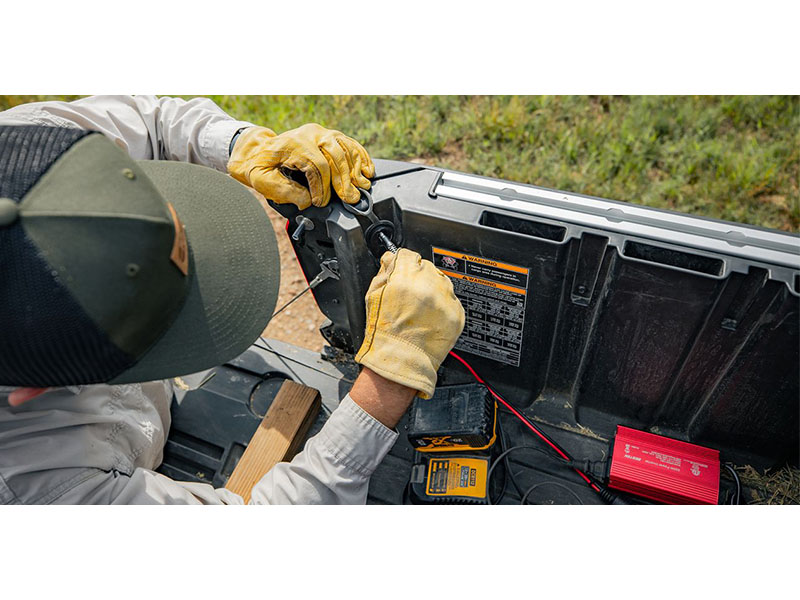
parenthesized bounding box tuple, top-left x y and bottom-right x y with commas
(723, 464, 741, 505)
(487, 445, 570, 505)
(449, 352, 633, 504)
(494, 410, 511, 503)
(449, 352, 604, 493)
(520, 481, 584, 505)
(566, 458, 610, 481)
(494, 410, 528, 502)
(495, 399, 599, 485)
(496, 400, 580, 476)
(250, 341, 333, 416)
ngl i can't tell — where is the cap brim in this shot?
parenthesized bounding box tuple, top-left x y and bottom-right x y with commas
(109, 161, 279, 384)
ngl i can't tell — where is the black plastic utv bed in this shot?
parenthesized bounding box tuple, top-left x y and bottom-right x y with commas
(157, 159, 799, 505)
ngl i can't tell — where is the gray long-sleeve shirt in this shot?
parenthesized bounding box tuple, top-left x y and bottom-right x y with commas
(0, 95, 397, 504)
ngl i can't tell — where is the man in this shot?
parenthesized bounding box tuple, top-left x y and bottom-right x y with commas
(0, 95, 465, 504)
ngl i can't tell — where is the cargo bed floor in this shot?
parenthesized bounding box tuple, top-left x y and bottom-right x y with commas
(157, 340, 752, 505)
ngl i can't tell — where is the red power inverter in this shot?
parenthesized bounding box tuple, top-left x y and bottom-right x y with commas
(608, 426, 720, 504)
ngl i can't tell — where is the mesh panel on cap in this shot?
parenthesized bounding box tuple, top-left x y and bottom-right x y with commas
(0, 126, 135, 386)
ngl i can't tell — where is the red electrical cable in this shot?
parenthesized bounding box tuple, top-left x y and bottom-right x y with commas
(448, 350, 601, 493)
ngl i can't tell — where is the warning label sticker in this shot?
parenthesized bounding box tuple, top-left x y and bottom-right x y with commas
(432, 247, 528, 367)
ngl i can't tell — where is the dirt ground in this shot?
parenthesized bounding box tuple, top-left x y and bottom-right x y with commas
(256, 194, 328, 353)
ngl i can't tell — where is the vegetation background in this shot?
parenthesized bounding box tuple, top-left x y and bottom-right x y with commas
(1, 95, 798, 231)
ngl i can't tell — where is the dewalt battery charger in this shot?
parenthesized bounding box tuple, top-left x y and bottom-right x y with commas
(407, 383, 496, 452)
(407, 453, 490, 504)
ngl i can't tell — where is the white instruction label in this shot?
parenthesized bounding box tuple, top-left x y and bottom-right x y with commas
(432, 247, 528, 367)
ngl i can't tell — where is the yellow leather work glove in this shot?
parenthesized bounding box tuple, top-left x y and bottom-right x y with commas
(227, 124, 375, 210)
(355, 249, 466, 399)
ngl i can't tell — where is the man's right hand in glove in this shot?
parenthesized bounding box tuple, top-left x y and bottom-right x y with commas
(227, 124, 375, 210)
(349, 249, 466, 428)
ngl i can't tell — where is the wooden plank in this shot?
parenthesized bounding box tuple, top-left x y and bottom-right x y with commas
(225, 380, 321, 503)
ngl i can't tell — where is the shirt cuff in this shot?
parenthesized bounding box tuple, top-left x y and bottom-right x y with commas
(199, 118, 255, 172)
(316, 394, 399, 478)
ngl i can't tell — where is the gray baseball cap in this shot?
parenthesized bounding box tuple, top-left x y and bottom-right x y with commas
(0, 125, 279, 387)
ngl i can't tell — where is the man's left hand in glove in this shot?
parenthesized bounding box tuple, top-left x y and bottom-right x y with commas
(227, 123, 375, 210)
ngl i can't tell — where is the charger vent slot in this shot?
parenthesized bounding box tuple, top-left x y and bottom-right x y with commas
(479, 211, 566, 242)
(623, 241, 723, 276)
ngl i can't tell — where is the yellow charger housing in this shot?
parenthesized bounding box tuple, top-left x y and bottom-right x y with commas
(408, 454, 490, 504)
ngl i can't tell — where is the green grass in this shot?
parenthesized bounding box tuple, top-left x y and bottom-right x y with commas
(2, 95, 797, 230)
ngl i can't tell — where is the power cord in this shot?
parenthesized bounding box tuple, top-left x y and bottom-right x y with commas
(249, 339, 332, 416)
(723, 463, 741, 505)
(566, 458, 609, 481)
(494, 409, 538, 502)
(488, 436, 622, 504)
(487, 445, 563, 505)
(493, 410, 513, 502)
(449, 350, 629, 504)
(520, 481, 584, 505)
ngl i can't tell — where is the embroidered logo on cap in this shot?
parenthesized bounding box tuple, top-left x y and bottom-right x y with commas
(166, 202, 189, 276)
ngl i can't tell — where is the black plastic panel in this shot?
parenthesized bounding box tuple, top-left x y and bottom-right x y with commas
(271, 160, 800, 469)
(156, 364, 291, 488)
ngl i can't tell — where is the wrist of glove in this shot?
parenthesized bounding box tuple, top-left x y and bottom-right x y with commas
(355, 249, 466, 399)
(227, 124, 375, 210)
